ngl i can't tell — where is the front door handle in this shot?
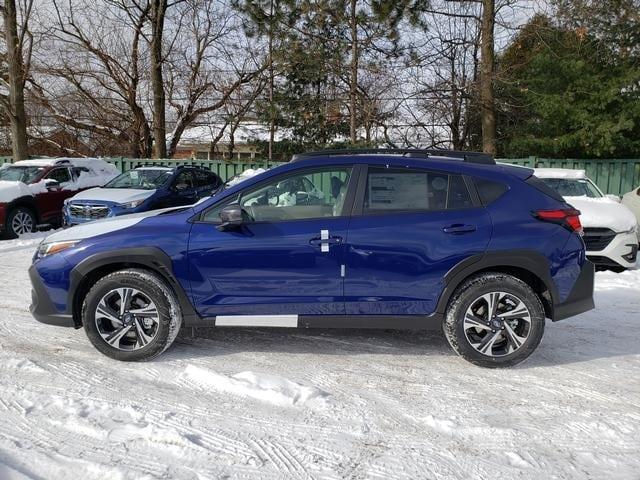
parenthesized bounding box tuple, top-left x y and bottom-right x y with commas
(309, 229, 342, 252)
(443, 224, 477, 234)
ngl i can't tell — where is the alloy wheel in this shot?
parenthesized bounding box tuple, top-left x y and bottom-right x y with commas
(11, 211, 34, 235)
(463, 291, 532, 357)
(95, 288, 160, 351)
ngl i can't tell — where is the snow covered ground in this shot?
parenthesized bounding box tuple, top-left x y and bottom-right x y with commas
(1, 233, 639, 480)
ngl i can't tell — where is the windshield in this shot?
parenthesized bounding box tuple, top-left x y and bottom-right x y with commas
(540, 178, 603, 198)
(104, 169, 173, 190)
(0, 165, 45, 184)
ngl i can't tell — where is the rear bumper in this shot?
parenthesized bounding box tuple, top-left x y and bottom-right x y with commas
(553, 259, 595, 321)
(28, 265, 75, 327)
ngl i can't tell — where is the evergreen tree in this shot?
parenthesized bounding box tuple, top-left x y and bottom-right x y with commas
(497, 14, 640, 158)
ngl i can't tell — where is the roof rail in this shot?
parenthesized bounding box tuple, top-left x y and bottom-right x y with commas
(54, 159, 72, 165)
(291, 148, 495, 165)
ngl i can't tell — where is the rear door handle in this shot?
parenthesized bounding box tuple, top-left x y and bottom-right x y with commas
(443, 224, 476, 234)
(309, 236, 342, 245)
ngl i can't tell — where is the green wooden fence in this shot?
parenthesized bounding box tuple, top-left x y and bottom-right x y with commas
(1, 155, 639, 195)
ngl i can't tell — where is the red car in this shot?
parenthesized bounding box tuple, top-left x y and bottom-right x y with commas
(0, 158, 119, 238)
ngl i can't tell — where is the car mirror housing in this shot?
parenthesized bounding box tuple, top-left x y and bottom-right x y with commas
(216, 204, 245, 231)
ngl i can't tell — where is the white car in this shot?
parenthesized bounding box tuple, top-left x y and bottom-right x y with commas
(535, 168, 638, 271)
(622, 186, 640, 241)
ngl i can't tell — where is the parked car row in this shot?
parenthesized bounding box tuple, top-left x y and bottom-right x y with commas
(0, 159, 223, 238)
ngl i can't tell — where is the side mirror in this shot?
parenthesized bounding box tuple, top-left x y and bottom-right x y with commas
(44, 179, 60, 190)
(605, 194, 621, 203)
(217, 204, 246, 231)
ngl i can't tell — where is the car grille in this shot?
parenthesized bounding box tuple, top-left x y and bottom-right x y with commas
(582, 228, 616, 252)
(69, 204, 110, 220)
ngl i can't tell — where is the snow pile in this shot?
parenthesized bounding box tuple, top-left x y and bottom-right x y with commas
(534, 168, 587, 179)
(226, 168, 267, 187)
(182, 365, 329, 408)
(70, 160, 119, 189)
(565, 195, 637, 232)
(0, 180, 47, 203)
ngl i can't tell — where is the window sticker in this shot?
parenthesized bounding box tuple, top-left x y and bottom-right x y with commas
(368, 173, 428, 209)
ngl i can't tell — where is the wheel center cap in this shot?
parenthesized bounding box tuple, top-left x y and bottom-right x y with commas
(123, 313, 133, 325)
(491, 318, 502, 329)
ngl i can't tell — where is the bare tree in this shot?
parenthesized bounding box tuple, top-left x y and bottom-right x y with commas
(164, 0, 269, 157)
(34, 0, 153, 157)
(0, 0, 33, 160)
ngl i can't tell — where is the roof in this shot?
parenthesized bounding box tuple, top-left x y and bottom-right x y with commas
(534, 168, 587, 180)
(177, 123, 291, 147)
(291, 148, 495, 165)
(11, 157, 111, 168)
(133, 166, 173, 171)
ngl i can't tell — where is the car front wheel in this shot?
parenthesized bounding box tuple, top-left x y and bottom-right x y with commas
(82, 269, 182, 361)
(444, 273, 545, 368)
(5, 207, 36, 238)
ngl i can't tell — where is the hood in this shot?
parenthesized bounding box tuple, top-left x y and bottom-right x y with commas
(0, 180, 47, 203)
(70, 187, 156, 204)
(42, 206, 188, 244)
(565, 196, 637, 232)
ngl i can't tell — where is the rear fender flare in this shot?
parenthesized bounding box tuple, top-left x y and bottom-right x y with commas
(436, 250, 558, 316)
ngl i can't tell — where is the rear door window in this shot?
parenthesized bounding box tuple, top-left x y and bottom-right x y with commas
(363, 167, 473, 213)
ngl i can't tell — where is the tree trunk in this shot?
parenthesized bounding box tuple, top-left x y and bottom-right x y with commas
(150, 0, 167, 158)
(2, 0, 29, 160)
(480, 0, 496, 155)
(349, 0, 358, 145)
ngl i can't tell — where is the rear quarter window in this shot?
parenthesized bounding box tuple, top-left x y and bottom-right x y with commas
(474, 178, 509, 205)
(525, 176, 565, 202)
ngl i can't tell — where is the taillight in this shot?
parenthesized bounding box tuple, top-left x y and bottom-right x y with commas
(534, 208, 583, 235)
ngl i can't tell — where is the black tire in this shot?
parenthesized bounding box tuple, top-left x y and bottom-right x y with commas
(5, 207, 36, 239)
(443, 272, 545, 368)
(82, 269, 182, 361)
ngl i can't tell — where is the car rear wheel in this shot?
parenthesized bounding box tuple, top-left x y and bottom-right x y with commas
(444, 273, 545, 368)
(82, 269, 182, 361)
(5, 207, 36, 238)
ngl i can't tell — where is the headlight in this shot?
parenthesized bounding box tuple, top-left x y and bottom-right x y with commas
(36, 241, 79, 259)
(119, 199, 145, 209)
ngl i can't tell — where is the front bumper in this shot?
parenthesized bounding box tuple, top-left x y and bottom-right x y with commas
(587, 230, 638, 269)
(553, 259, 595, 320)
(28, 265, 75, 327)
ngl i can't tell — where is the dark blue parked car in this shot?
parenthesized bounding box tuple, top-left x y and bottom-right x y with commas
(63, 166, 222, 225)
(29, 149, 594, 367)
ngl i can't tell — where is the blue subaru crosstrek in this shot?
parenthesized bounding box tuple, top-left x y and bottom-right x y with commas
(63, 165, 222, 225)
(29, 149, 595, 367)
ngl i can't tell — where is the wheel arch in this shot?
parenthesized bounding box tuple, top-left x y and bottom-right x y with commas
(69, 247, 198, 328)
(6, 196, 39, 223)
(436, 251, 558, 320)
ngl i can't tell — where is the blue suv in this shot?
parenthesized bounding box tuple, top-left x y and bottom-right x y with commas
(29, 149, 594, 367)
(63, 165, 222, 225)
